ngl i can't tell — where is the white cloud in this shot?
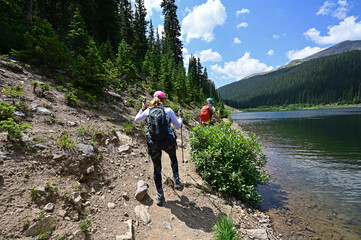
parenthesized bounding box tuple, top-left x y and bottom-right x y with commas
(157, 25, 164, 36)
(273, 34, 280, 39)
(182, 48, 188, 54)
(182, 0, 227, 43)
(198, 49, 222, 62)
(267, 49, 274, 56)
(237, 22, 248, 28)
(144, 0, 162, 18)
(287, 46, 325, 60)
(236, 8, 250, 16)
(316, 0, 350, 20)
(211, 52, 273, 81)
(233, 37, 242, 44)
(304, 16, 361, 45)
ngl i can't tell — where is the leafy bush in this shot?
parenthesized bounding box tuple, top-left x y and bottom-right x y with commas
(79, 217, 91, 232)
(65, 92, 79, 106)
(57, 132, 76, 148)
(123, 122, 136, 135)
(190, 122, 269, 201)
(213, 214, 240, 240)
(0, 118, 31, 141)
(0, 101, 15, 120)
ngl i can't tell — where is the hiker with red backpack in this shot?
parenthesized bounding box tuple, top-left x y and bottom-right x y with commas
(200, 98, 221, 126)
(134, 91, 183, 206)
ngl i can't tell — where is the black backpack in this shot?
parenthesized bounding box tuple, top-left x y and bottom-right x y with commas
(148, 106, 169, 141)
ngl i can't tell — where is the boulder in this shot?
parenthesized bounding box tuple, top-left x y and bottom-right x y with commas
(37, 107, 51, 115)
(135, 180, 148, 201)
(24, 216, 57, 237)
(134, 205, 151, 224)
(246, 229, 269, 240)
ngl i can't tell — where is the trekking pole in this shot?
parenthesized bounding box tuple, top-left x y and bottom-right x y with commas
(179, 109, 184, 163)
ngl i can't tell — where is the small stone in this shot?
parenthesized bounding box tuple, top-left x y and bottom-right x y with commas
(69, 211, 79, 221)
(37, 107, 51, 115)
(246, 229, 269, 240)
(135, 180, 148, 201)
(116, 219, 133, 240)
(135, 205, 151, 224)
(162, 221, 172, 230)
(44, 203, 55, 212)
(86, 165, 95, 174)
(122, 193, 130, 201)
(108, 202, 116, 209)
(14, 111, 25, 117)
(118, 144, 130, 153)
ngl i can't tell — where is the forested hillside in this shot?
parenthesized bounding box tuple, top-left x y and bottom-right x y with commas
(218, 50, 361, 109)
(0, 0, 221, 108)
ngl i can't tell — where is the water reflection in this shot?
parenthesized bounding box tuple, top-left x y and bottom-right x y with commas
(232, 108, 361, 239)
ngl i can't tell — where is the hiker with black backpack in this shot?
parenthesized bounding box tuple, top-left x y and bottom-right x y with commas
(199, 98, 221, 126)
(134, 91, 184, 206)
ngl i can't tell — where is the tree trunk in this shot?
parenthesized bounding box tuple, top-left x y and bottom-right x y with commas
(26, 0, 33, 22)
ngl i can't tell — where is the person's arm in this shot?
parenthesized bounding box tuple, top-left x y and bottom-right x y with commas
(134, 101, 149, 123)
(212, 107, 221, 122)
(167, 108, 183, 128)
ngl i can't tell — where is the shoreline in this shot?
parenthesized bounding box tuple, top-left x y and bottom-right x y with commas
(230, 103, 361, 113)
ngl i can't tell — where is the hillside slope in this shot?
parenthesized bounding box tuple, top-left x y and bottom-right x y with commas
(0, 58, 279, 240)
(218, 49, 361, 109)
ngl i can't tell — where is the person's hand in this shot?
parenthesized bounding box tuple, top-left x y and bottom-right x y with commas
(178, 109, 184, 118)
(141, 101, 147, 111)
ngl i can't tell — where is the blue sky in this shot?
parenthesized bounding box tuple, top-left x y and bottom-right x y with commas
(136, 0, 361, 88)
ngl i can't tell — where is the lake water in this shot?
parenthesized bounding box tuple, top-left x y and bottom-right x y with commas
(231, 108, 361, 240)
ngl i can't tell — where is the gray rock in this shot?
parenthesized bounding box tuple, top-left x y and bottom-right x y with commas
(108, 91, 122, 99)
(118, 144, 130, 154)
(52, 154, 63, 160)
(122, 192, 130, 201)
(86, 165, 95, 174)
(76, 144, 95, 157)
(24, 216, 57, 237)
(14, 111, 25, 117)
(135, 180, 148, 201)
(116, 219, 133, 240)
(134, 205, 151, 224)
(30, 103, 38, 111)
(37, 107, 51, 115)
(43, 203, 55, 212)
(246, 229, 269, 240)
(71, 192, 83, 210)
(68, 121, 77, 126)
(21, 134, 33, 142)
(162, 221, 172, 230)
(73, 230, 86, 240)
(113, 105, 124, 112)
(31, 144, 46, 150)
(108, 202, 116, 209)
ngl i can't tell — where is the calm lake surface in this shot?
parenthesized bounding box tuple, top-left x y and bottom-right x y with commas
(232, 108, 361, 240)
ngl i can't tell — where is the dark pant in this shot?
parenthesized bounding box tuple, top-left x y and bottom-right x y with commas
(147, 135, 179, 194)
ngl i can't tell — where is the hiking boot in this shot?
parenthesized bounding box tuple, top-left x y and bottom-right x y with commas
(174, 178, 182, 190)
(156, 192, 165, 206)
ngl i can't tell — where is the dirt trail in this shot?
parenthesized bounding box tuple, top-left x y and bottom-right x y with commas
(0, 58, 279, 240)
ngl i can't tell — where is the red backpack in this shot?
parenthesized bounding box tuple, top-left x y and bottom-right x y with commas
(200, 105, 212, 122)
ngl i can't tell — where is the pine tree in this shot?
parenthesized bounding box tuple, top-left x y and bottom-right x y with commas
(161, 0, 183, 64)
(119, 0, 134, 45)
(133, 0, 148, 70)
(67, 7, 91, 56)
(116, 40, 137, 80)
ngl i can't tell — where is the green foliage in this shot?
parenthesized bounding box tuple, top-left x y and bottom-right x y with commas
(79, 217, 91, 232)
(37, 211, 45, 221)
(37, 231, 51, 240)
(13, 19, 70, 68)
(58, 132, 76, 148)
(116, 40, 137, 79)
(45, 182, 58, 192)
(123, 122, 136, 135)
(2, 85, 23, 104)
(213, 214, 241, 240)
(31, 81, 39, 93)
(65, 92, 80, 106)
(190, 122, 269, 201)
(0, 118, 31, 141)
(0, 0, 28, 53)
(40, 83, 52, 95)
(0, 101, 15, 120)
(57, 86, 68, 92)
(30, 188, 40, 201)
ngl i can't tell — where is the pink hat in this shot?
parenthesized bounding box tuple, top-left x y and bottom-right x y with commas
(153, 91, 166, 99)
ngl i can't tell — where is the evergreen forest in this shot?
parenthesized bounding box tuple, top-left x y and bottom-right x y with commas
(218, 50, 361, 109)
(1, 0, 222, 109)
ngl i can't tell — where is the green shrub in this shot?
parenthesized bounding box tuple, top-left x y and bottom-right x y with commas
(40, 83, 52, 95)
(0, 118, 31, 141)
(57, 86, 68, 92)
(213, 214, 240, 240)
(37, 231, 51, 240)
(123, 122, 135, 135)
(31, 81, 39, 93)
(79, 217, 91, 232)
(65, 92, 79, 106)
(190, 122, 269, 201)
(58, 132, 76, 148)
(30, 188, 40, 201)
(0, 101, 15, 120)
